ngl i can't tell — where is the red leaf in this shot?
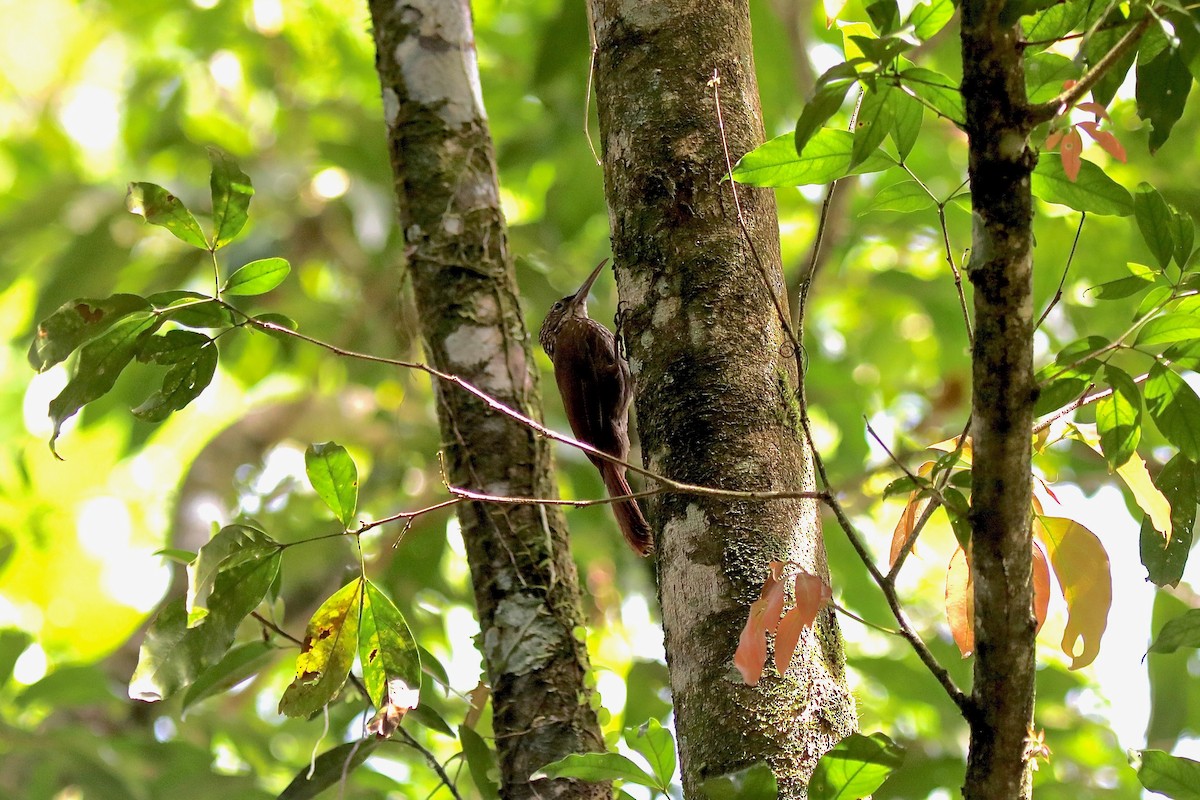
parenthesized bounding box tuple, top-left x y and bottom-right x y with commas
(773, 572, 832, 677)
(734, 562, 787, 685)
(1059, 127, 1083, 181)
(945, 547, 974, 657)
(1032, 541, 1050, 635)
(1045, 129, 1065, 150)
(1075, 101, 1111, 121)
(1077, 121, 1127, 163)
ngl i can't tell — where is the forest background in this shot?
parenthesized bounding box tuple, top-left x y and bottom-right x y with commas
(2, 0, 1199, 797)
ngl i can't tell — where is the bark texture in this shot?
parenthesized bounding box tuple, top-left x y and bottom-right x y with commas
(960, 2, 1038, 797)
(588, 1, 856, 796)
(368, 3, 605, 798)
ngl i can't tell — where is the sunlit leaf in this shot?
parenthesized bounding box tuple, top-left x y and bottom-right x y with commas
(187, 524, 279, 626)
(305, 441, 359, 527)
(898, 67, 963, 123)
(28, 294, 151, 372)
(700, 762, 779, 799)
(1136, 315, 1200, 347)
(945, 546, 974, 657)
(889, 491, 928, 567)
(126, 182, 208, 249)
(1089, 265, 1155, 300)
(732, 129, 893, 187)
(808, 732, 905, 800)
(1096, 365, 1142, 469)
(1145, 363, 1200, 461)
(208, 148, 254, 249)
(887, 88, 923, 160)
(734, 562, 787, 685)
(1035, 516, 1112, 669)
(359, 580, 421, 710)
(908, 0, 954, 40)
(627, 718, 677, 789)
(279, 578, 363, 718)
(1135, 749, 1200, 799)
(862, 180, 934, 214)
(222, 257, 290, 296)
(1032, 157, 1133, 216)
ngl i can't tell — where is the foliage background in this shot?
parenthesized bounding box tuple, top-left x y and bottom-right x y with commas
(0, 0, 1193, 796)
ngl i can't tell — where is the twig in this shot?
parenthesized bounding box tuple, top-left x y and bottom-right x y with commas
(356, 498, 463, 534)
(831, 602, 901, 635)
(1036, 212, 1086, 328)
(397, 726, 466, 800)
(1031, 372, 1149, 434)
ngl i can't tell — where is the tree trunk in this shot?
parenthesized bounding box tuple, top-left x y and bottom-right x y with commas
(588, 1, 856, 796)
(368, 3, 606, 798)
(959, 1, 1038, 797)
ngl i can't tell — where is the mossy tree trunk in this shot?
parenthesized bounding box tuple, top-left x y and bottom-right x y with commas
(369, 3, 606, 798)
(588, 1, 857, 796)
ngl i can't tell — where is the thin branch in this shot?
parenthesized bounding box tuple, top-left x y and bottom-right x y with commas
(357, 498, 463, 534)
(1031, 371, 1149, 434)
(1027, 12, 1156, 125)
(396, 727, 466, 800)
(831, 602, 901, 635)
(251, 610, 305, 647)
(1036, 212, 1086, 328)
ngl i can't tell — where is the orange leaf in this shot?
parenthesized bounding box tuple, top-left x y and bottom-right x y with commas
(1075, 101, 1111, 121)
(1059, 127, 1083, 181)
(773, 572, 832, 677)
(1032, 541, 1050, 635)
(1045, 129, 1065, 149)
(1035, 517, 1112, 669)
(735, 562, 787, 685)
(945, 547, 974, 657)
(890, 492, 928, 568)
(1077, 121, 1127, 162)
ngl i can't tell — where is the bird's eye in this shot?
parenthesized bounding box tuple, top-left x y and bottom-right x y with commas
(553, 301, 564, 310)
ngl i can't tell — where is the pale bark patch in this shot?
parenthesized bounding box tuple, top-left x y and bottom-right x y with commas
(392, 1, 485, 125)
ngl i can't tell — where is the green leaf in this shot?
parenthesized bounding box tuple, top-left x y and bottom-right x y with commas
(795, 63, 861, 154)
(1137, 285, 1175, 321)
(460, 724, 502, 800)
(181, 641, 275, 712)
(208, 148, 253, 249)
(1137, 42, 1193, 153)
(1145, 362, 1200, 460)
(1089, 265, 1155, 300)
(533, 752, 658, 788)
(627, 718, 677, 789)
(907, 0, 954, 40)
(1025, 53, 1080, 104)
(808, 732, 905, 800)
(251, 312, 299, 341)
(862, 180, 934, 214)
(1096, 365, 1142, 469)
(149, 291, 237, 328)
(1136, 750, 1200, 799)
(1035, 361, 1099, 416)
(887, 88, 923, 160)
(222, 257, 290, 296)
(279, 578, 363, 718)
(132, 342, 218, 423)
(28, 294, 152, 372)
(1135, 183, 1177, 269)
(187, 524, 280, 626)
(866, 0, 900, 33)
(1083, 11, 1136, 106)
(359, 580, 421, 710)
(0, 630, 32, 690)
(126, 182, 208, 249)
(1137, 315, 1200, 347)
(305, 442, 359, 527)
(898, 67, 963, 123)
(851, 86, 894, 169)
(1149, 609, 1200, 654)
(48, 313, 161, 456)
(1020, 0, 1087, 51)
(407, 701, 455, 737)
(1165, 339, 1200, 370)
(129, 550, 281, 701)
(699, 762, 779, 799)
(278, 740, 378, 800)
(1032, 157, 1133, 216)
(138, 330, 212, 364)
(732, 129, 893, 187)
(1141, 454, 1196, 587)
(1172, 207, 1194, 268)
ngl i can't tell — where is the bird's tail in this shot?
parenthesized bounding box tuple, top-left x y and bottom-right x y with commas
(600, 463, 654, 557)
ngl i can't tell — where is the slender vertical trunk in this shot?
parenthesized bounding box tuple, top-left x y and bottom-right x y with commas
(588, 1, 856, 796)
(959, 1, 1038, 797)
(368, 3, 606, 798)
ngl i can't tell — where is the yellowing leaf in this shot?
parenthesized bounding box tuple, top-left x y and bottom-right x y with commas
(1116, 454, 1173, 539)
(945, 547, 974, 657)
(1035, 517, 1112, 669)
(279, 578, 363, 717)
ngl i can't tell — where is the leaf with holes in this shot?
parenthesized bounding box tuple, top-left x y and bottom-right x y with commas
(279, 578, 363, 718)
(132, 343, 218, 423)
(359, 580, 421, 711)
(28, 294, 152, 372)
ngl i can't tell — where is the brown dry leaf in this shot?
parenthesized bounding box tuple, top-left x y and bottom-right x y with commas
(945, 546, 974, 657)
(889, 492, 928, 568)
(1035, 516, 1112, 669)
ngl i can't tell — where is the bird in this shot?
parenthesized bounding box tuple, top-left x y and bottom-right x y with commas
(539, 259, 653, 556)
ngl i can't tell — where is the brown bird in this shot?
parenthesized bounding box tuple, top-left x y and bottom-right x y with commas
(539, 259, 653, 556)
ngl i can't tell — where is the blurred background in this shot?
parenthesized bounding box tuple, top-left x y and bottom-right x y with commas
(1, 0, 1195, 796)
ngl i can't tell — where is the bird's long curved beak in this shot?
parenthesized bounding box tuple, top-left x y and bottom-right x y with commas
(568, 258, 610, 310)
